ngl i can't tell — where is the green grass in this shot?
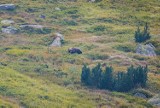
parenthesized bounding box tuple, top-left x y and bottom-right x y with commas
(0, 0, 160, 107)
(0, 66, 95, 108)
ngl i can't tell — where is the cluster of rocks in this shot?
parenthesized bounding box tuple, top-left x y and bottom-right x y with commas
(0, 4, 50, 34)
(0, 4, 17, 34)
(1, 19, 45, 34)
(136, 43, 156, 57)
(1, 19, 18, 34)
(2, 26, 18, 34)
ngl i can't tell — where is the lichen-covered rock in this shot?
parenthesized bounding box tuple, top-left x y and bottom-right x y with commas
(0, 4, 16, 10)
(50, 33, 64, 47)
(2, 26, 18, 34)
(136, 43, 156, 57)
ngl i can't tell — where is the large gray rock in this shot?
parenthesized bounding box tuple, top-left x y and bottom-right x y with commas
(136, 43, 156, 57)
(0, 4, 16, 10)
(1, 20, 14, 25)
(50, 33, 64, 47)
(2, 26, 18, 34)
(148, 95, 160, 107)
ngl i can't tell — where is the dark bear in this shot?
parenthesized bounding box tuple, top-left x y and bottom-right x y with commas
(68, 48, 82, 54)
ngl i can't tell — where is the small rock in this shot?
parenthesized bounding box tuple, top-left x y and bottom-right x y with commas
(55, 7, 61, 11)
(0, 4, 16, 10)
(1, 20, 14, 25)
(134, 92, 147, 99)
(68, 48, 82, 54)
(2, 26, 18, 34)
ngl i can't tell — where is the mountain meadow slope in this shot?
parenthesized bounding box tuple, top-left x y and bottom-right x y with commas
(0, 0, 160, 108)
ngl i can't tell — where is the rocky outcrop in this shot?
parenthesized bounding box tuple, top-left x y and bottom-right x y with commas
(136, 43, 156, 57)
(50, 33, 64, 47)
(134, 92, 147, 99)
(68, 48, 82, 54)
(2, 26, 18, 34)
(0, 4, 16, 10)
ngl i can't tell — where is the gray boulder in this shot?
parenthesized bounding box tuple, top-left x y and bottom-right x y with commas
(1, 20, 14, 25)
(2, 26, 18, 34)
(0, 4, 16, 10)
(136, 43, 156, 57)
(50, 33, 64, 47)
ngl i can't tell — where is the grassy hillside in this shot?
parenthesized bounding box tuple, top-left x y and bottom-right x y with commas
(0, 0, 160, 107)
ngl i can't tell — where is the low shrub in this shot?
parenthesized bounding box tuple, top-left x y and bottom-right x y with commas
(87, 53, 109, 60)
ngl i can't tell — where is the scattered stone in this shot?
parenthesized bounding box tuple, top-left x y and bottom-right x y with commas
(148, 95, 160, 107)
(20, 24, 51, 34)
(68, 48, 82, 54)
(1, 20, 14, 25)
(134, 92, 147, 99)
(0, 4, 16, 10)
(2, 26, 18, 34)
(20, 24, 43, 29)
(55, 7, 61, 11)
(50, 33, 64, 47)
(136, 43, 156, 57)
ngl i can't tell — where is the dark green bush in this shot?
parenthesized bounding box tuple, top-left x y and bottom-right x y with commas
(135, 23, 151, 43)
(81, 64, 148, 92)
